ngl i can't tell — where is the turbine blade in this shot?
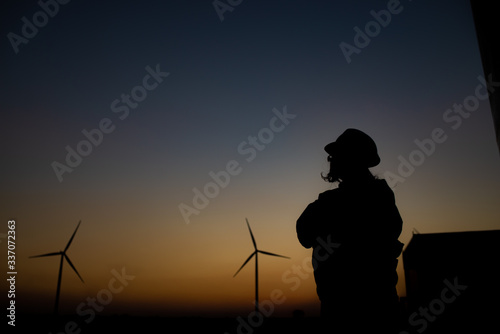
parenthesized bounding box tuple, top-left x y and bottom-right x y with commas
(233, 252, 256, 277)
(246, 218, 257, 250)
(258, 250, 291, 259)
(65, 220, 81, 252)
(64, 254, 84, 283)
(29, 251, 62, 258)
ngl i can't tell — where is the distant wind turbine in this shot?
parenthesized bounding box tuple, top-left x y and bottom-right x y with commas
(29, 220, 84, 315)
(233, 218, 290, 314)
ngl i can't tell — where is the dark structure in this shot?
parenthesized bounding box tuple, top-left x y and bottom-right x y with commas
(470, 1, 500, 154)
(403, 230, 500, 333)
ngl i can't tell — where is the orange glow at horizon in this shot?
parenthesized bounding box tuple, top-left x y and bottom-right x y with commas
(11, 164, 500, 317)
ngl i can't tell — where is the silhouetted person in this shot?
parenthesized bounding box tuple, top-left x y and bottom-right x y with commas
(296, 129, 403, 333)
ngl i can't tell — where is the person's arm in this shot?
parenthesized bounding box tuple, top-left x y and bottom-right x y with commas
(296, 201, 320, 248)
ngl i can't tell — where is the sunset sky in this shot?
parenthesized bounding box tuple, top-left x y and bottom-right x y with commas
(1, 0, 499, 318)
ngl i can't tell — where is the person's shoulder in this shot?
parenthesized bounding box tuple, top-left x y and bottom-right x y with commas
(374, 178, 391, 189)
(318, 188, 341, 201)
(374, 179, 393, 191)
(373, 178, 396, 199)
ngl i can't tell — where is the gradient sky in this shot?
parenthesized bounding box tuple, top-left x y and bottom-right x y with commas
(1, 0, 499, 318)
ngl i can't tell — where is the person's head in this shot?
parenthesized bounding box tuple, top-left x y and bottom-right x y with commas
(321, 128, 380, 183)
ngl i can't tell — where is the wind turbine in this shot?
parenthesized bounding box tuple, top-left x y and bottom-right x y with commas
(233, 218, 290, 314)
(29, 220, 84, 315)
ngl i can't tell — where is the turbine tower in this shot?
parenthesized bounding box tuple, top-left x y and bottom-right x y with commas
(233, 218, 290, 314)
(29, 220, 84, 315)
